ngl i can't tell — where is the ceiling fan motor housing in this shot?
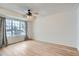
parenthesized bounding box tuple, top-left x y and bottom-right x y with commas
(27, 9, 32, 16)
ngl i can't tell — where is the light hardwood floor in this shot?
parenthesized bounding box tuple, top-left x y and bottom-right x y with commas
(0, 40, 78, 56)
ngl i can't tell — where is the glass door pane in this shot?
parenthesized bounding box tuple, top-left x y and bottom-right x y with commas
(6, 18, 26, 44)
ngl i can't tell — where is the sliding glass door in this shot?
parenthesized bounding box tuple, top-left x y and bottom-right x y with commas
(6, 18, 26, 44)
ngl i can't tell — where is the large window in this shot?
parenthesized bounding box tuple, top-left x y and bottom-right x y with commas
(6, 18, 26, 37)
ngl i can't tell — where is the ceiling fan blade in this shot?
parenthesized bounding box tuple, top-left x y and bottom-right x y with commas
(33, 11, 39, 15)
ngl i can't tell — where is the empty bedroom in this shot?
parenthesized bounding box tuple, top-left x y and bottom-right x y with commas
(0, 3, 79, 56)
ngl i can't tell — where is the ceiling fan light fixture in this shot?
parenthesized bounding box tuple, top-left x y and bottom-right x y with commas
(23, 9, 38, 21)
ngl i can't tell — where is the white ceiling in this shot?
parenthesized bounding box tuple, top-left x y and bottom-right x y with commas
(0, 3, 79, 17)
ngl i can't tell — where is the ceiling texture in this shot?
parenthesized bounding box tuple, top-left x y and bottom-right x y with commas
(0, 3, 78, 19)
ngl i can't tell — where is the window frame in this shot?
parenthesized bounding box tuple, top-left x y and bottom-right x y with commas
(6, 18, 26, 37)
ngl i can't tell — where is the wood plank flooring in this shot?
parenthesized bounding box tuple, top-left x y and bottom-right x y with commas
(0, 40, 78, 56)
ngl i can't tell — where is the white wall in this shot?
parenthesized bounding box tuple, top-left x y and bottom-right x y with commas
(33, 10, 77, 48)
(77, 6, 79, 50)
(27, 22, 34, 39)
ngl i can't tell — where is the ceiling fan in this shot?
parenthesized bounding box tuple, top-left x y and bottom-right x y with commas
(23, 9, 39, 18)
